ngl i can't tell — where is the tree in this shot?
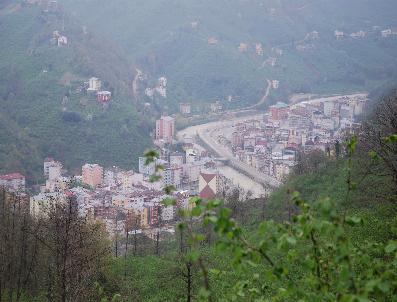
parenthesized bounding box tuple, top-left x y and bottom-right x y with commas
(294, 149, 328, 175)
(361, 90, 397, 192)
(335, 140, 341, 159)
(0, 190, 110, 301)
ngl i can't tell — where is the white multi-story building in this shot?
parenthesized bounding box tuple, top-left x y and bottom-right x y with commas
(44, 158, 63, 178)
(139, 157, 154, 176)
(88, 77, 101, 91)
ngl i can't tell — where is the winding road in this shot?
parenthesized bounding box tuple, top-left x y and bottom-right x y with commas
(177, 79, 281, 191)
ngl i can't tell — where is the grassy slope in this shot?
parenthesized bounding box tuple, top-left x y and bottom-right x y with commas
(0, 3, 152, 181)
(62, 0, 397, 109)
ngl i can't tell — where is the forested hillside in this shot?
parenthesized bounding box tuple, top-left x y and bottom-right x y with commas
(0, 2, 152, 181)
(63, 0, 397, 110)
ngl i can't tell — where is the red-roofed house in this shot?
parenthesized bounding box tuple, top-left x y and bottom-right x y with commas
(199, 172, 219, 200)
(0, 173, 25, 193)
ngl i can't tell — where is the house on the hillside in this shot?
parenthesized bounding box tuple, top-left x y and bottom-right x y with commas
(97, 91, 112, 103)
(238, 43, 249, 53)
(255, 43, 264, 56)
(210, 101, 222, 113)
(350, 31, 366, 39)
(381, 29, 392, 38)
(179, 103, 191, 115)
(334, 30, 344, 39)
(271, 80, 280, 90)
(306, 31, 319, 40)
(53, 31, 68, 47)
(265, 57, 277, 67)
(87, 77, 101, 92)
(208, 37, 218, 45)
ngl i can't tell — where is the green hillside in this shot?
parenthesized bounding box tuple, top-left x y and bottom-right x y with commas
(63, 0, 397, 110)
(0, 2, 152, 181)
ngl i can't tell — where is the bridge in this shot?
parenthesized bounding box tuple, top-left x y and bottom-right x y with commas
(196, 129, 281, 189)
(214, 157, 230, 164)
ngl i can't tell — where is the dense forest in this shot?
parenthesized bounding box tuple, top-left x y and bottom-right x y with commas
(1, 91, 396, 301)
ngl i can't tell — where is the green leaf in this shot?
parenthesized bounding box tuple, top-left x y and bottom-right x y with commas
(177, 222, 186, 230)
(368, 150, 380, 160)
(191, 206, 202, 217)
(385, 240, 397, 254)
(155, 164, 164, 172)
(384, 134, 397, 143)
(209, 268, 221, 276)
(149, 175, 161, 183)
(193, 233, 205, 242)
(345, 216, 363, 226)
(162, 197, 176, 207)
(187, 250, 200, 262)
(111, 294, 122, 302)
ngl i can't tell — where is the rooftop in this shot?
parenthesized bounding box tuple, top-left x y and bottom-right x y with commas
(271, 102, 289, 109)
(0, 173, 25, 180)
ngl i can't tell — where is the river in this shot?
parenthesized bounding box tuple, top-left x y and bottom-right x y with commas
(177, 114, 273, 198)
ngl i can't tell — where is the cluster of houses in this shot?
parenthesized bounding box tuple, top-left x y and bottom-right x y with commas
(334, 26, 397, 40)
(145, 77, 168, 99)
(26, 0, 59, 13)
(0, 156, 204, 238)
(1, 108, 235, 241)
(85, 77, 112, 104)
(52, 30, 68, 47)
(221, 94, 368, 181)
(237, 42, 264, 56)
(152, 115, 228, 196)
(1, 139, 231, 238)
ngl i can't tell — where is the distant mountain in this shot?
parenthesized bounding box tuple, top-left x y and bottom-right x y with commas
(63, 0, 397, 111)
(0, 2, 152, 181)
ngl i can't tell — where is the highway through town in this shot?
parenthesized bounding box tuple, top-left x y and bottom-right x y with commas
(177, 80, 282, 195)
(177, 114, 282, 196)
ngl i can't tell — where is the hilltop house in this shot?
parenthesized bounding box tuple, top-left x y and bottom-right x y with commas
(238, 43, 249, 53)
(88, 77, 101, 92)
(334, 30, 344, 39)
(381, 29, 392, 38)
(255, 43, 264, 56)
(179, 103, 191, 115)
(208, 37, 218, 45)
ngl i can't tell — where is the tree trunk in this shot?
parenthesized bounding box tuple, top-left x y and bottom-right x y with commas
(186, 262, 192, 302)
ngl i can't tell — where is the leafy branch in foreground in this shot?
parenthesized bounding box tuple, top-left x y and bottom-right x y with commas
(177, 194, 397, 301)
